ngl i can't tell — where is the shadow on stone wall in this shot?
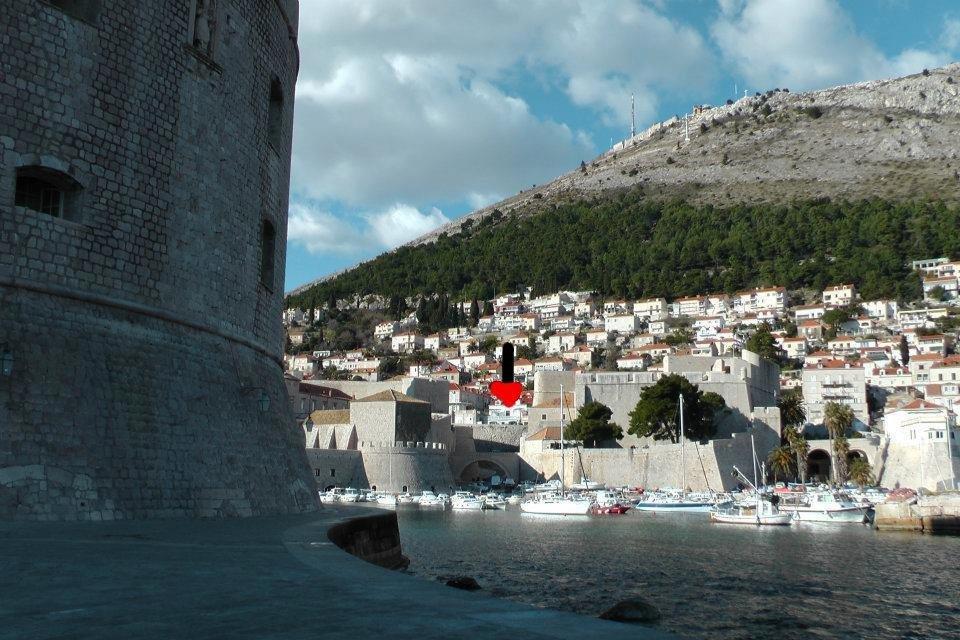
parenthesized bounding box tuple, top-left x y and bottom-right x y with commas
(326, 510, 409, 570)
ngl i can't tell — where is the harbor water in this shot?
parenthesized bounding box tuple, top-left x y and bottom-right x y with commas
(396, 508, 960, 639)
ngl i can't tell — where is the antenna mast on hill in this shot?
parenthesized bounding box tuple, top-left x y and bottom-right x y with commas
(630, 93, 635, 138)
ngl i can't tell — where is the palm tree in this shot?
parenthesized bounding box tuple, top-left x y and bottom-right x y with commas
(849, 457, 875, 490)
(834, 436, 851, 484)
(768, 445, 794, 483)
(823, 402, 855, 485)
(784, 425, 810, 485)
(778, 388, 806, 430)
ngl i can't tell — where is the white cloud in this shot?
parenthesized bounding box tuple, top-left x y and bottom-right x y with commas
(291, 1, 715, 211)
(366, 204, 450, 248)
(287, 202, 449, 256)
(711, 0, 955, 91)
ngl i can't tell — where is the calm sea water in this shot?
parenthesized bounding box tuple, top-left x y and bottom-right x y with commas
(396, 507, 960, 639)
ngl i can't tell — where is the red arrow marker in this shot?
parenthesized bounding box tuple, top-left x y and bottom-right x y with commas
(490, 341, 523, 407)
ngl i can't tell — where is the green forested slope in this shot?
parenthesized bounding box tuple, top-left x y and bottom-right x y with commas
(287, 192, 960, 309)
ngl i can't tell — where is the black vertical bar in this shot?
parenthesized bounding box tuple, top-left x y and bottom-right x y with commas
(501, 342, 514, 383)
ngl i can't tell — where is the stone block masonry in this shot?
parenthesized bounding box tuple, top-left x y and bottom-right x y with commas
(0, 0, 318, 519)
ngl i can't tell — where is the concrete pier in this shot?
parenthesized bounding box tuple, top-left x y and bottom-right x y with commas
(0, 505, 673, 639)
(875, 495, 960, 535)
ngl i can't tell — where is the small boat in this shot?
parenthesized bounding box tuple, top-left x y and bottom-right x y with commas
(591, 490, 631, 515)
(777, 490, 869, 523)
(437, 493, 451, 505)
(710, 437, 792, 526)
(318, 488, 342, 504)
(532, 479, 562, 493)
(339, 487, 361, 503)
(417, 491, 443, 507)
(710, 498, 793, 526)
(506, 494, 523, 506)
(396, 493, 416, 505)
(633, 490, 729, 513)
(483, 494, 506, 510)
(375, 493, 397, 507)
(570, 476, 605, 491)
(520, 491, 594, 515)
(451, 491, 483, 510)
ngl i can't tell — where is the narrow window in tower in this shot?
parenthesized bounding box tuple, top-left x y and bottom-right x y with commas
(43, 0, 101, 25)
(187, 0, 218, 57)
(259, 219, 276, 290)
(14, 166, 82, 222)
(267, 77, 284, 151)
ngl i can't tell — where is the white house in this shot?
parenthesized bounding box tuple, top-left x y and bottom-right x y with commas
(391, 332, 424, 353)
(547, 332, 577, 354)
(605, 314, 640, 334)
(633, 297, 668, 320)
(374, 321, 400, 340)
(823, 284, 856, 307)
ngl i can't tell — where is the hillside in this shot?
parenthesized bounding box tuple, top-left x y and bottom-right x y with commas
(288, 64, 960, 306)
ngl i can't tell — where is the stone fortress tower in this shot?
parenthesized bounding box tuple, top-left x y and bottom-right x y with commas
(0, 0, 318, 519)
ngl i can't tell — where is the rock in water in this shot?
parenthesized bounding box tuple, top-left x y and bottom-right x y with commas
(446, 576, 482, 591)
(599, 598, 662, 623)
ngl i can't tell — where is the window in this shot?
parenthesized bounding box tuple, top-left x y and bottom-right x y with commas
(259, 219, 276, 290)
(314, 469, 321, 477)
(267, 77, 284, 150)
(44, 0, 101, 25)
(14, 166, 82, 221)
(330, 468, 336, 477)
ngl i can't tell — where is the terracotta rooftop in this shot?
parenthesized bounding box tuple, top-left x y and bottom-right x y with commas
(353, 390, 428, 404)
(307, 409, 351, 425)
(526, 426, 562, 441)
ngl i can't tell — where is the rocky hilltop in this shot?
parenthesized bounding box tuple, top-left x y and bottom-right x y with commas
(413, 63, 960, 245)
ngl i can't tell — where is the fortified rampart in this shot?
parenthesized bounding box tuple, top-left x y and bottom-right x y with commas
(521, 428, 780, 491)
(0, 1, 317, 520)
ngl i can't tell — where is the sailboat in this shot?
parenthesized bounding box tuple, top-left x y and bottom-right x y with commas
(633, 394, 731, 513)
(520, 384, 594, 516)
(709, 434, 793, 526)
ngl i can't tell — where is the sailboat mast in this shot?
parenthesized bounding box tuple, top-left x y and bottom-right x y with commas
(559, 384, 565, 494)
(751, 433, 760, 523)
(679, 393, 685, 493)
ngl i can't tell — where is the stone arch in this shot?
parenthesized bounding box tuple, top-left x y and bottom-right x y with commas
(807, 449, 832, 483)
(456, 458, 509, 483)
(848, 449, 868, 464)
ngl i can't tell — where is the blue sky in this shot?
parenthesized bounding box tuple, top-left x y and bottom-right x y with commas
(285, 0, 960, 291)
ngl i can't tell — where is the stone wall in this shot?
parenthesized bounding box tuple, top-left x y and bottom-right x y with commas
(0, 1, 318, 520)
(310, 377, 451, 413)
(359, 443, 455, 494)
(306, 449, 367, 490)
(520, 430, 779, 491)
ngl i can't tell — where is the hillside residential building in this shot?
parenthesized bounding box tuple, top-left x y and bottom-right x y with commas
(793, 304, 825, 321)
(375, 321, 400, 339)
(547, 332, 577, 355)
(616, 353, 648, 370)
(605, 313, 640, 333)
(633, 298, 668, 320)
(923, 276, 960, 303)
(391, 332, 424, 353)
(777, 337, 809, 359)
(823, 284, 856, 307)
(802, 360, 869, 426)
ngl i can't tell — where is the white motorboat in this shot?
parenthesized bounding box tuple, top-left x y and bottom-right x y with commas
(520, 491, 594, 515)
(532, 479, 562, 493)
(451, 491, 484, 510)
(375, 493, 398, 507)
(570, 475, 605, 491)
(634, 489, 733, 513)
(396, 493, 416, 505)
(777, 490, 869, 523)
(506, 494, 523, 506)
(339, 487, 361, 503)
(318, 488, 342, 504)
(417, 491, 443, 507)
(483, 494, 506, 509)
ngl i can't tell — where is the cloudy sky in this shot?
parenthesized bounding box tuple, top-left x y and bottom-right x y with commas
(285, 0, 960, 290)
